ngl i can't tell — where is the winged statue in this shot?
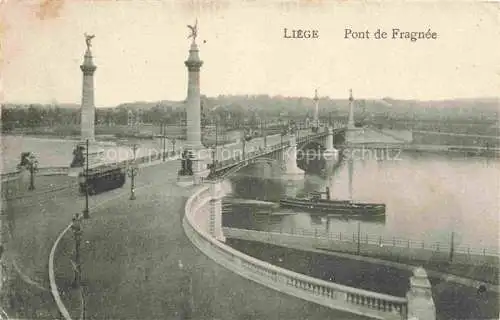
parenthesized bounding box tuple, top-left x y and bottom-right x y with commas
(84, 33, 95, 50)
(187, 20, 198, 42)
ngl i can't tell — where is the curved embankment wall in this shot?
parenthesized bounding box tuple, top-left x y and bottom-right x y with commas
(49, 223, 73, 320)
(182, 185, 409, 320)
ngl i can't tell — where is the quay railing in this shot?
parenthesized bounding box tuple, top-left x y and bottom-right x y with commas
(183, 185, 408, 320)
(223, 226, 499, 264)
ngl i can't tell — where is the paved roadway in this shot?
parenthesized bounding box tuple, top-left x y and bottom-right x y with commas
(347, 127, 409, 145)
(213, 129, 317, 162)
(2, 157, 367, 319)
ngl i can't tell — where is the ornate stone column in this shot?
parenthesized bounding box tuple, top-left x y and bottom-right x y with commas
(284, 133, 304, 179)
(178, 21, 211, 186)
(347, 89, 355, 130)
(185, 41, 203, 149)
(69, 34, 104, 174)
(313, 89, 319, 129)
(80, 47, 97, 142)
(346, 89, 362, 144)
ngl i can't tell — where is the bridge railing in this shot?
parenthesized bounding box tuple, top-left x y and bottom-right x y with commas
(213, 131, 332, 173)
(213, 141, 290, 170)
(183, 185, 408, 320)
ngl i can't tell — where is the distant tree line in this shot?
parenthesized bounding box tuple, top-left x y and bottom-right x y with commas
(2, 96, 498, 136)
(2, 105, 81, 131)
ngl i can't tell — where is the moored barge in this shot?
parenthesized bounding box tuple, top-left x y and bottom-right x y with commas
(279, 188, 385, 216)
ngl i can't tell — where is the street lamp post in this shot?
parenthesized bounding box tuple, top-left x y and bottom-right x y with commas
(241, 128, 247, 160)
(128, 144, 139, 200)
(242, 133, 246, 160)
(262, 120, 267, 149)
(211, 148, 216, 175)
(357, 221, 361, 255)
(171, 138, 177, 156)
(212, 119, 218, 173)
(161, 123, 167, 162)
(27, 153, 38, 191)
(449, 231, 455, 262)
(83, 139, 90, 219)
(71, 213, 83, 288)
(215, 118, 218, 150)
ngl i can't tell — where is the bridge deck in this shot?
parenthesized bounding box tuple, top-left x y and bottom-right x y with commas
(210, 130, 334, 178)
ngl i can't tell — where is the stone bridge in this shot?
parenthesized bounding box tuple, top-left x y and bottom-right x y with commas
(202, 127, 346, 182)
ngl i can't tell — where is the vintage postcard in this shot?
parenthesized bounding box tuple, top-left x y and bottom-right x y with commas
(1, 1, 499, 320)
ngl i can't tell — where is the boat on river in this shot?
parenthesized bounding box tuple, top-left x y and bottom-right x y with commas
(279, 187, 385, 216)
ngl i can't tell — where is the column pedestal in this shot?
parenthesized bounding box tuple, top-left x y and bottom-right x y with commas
(176, 147, 211, 187)
(406, 267, 436, 320)
(323, 127, 339, 162)
(192, 149, 211, 185)
(284, 134, 304, 180)
(68, 141, 105, 177)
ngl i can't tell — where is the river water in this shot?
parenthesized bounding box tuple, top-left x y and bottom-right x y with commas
(1, 135, 180, 172)
(223, 151, 500, 252)
(2, 136, 498, 251)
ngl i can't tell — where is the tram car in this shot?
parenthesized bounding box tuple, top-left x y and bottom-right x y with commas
(78, 164, 126, 195)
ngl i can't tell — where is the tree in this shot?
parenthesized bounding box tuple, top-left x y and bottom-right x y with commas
(26, 105, 42, 129)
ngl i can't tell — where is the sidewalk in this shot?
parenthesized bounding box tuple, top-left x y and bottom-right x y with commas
(52, 161, 367, 320)
(1, 160, 178, 318)
(1, 175, 76, 201)
(2, 157, 180, 288)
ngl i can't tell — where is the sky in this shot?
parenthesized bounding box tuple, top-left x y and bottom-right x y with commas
(1, 0, 499, 107)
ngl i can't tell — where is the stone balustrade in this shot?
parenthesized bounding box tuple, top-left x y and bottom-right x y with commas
(183, 184, 409, 320)
(1, 166, 70, 182)
(1, 150, 182, 183)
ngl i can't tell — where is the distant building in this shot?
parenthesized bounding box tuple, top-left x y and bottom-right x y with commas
(127, 110, 135, 127)
(127, 110, 143, 127)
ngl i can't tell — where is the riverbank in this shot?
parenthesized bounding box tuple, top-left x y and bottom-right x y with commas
(223, 227, 499, 285)
(320, 247, 499, 285)
(1, 175, 75, 200)
(228, 239, 499, 320)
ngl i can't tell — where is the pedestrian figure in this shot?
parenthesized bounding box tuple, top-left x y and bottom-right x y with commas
(477, 284, 487, 296)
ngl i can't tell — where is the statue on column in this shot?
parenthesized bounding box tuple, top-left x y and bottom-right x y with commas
(84, 33, 95, 50)
(187, 20, 198, 43)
